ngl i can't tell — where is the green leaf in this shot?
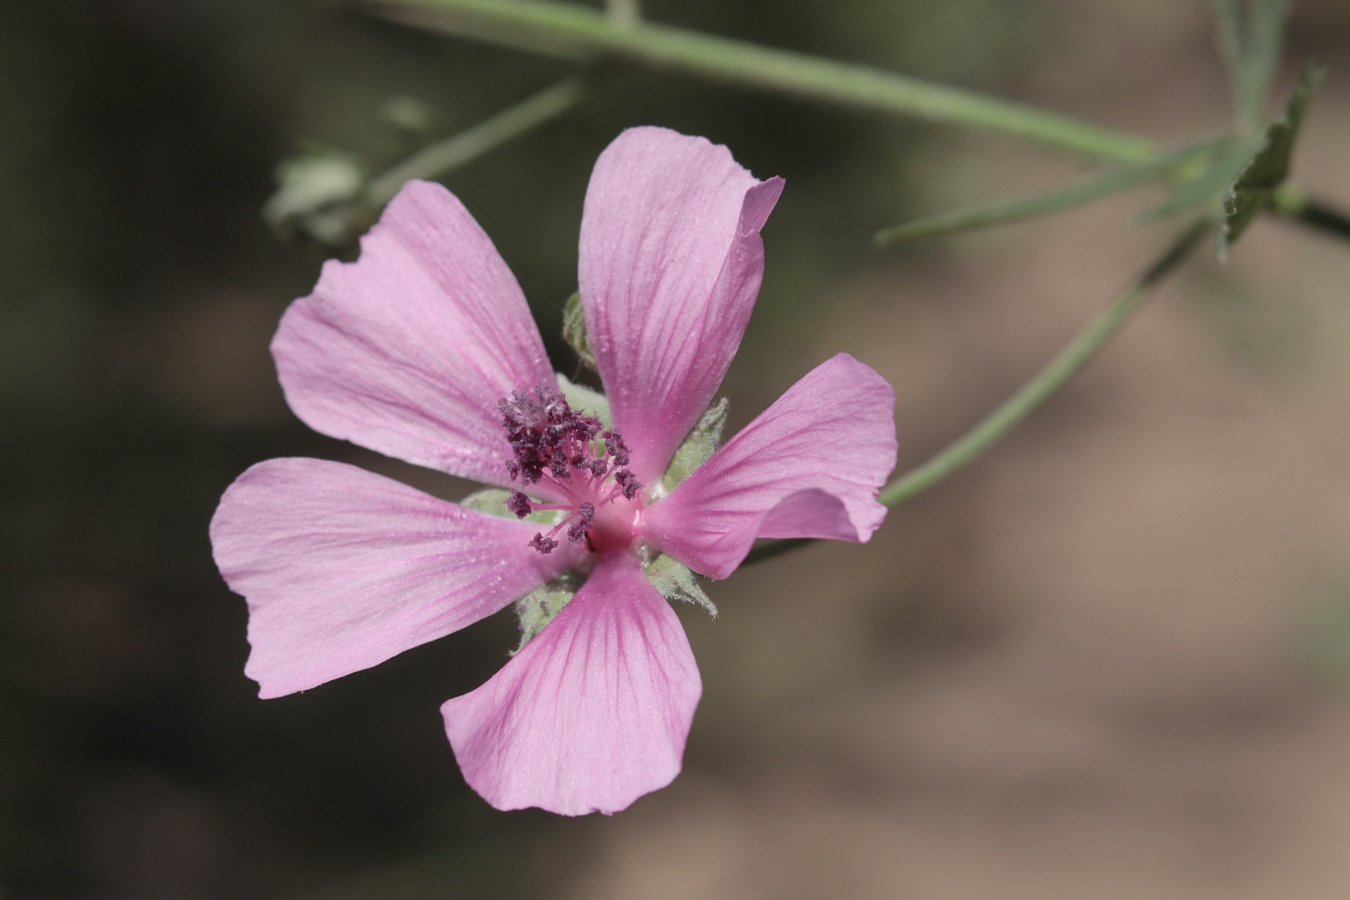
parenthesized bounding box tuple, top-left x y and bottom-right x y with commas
(1212, 0, 1246, 116)
(1210, 0, 1292, 130)
(873, 139, 1222, 245)
(561, 291, 596, 369)
(1145, 132, 1264, 218)
(1221, 63, 1321, 254)
(1239, 0, 1292, 129)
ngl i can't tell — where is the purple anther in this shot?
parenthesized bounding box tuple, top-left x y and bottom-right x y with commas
(506, 490, 532, 519)
(499, 382, 610, 487)
(529, 533, 559, 554)
(615, 469, 642, 501)
(565, 502, 596, 544)
(603, 430, 632, 468)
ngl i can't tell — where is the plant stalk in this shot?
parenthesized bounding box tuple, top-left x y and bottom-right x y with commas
(371, 0, 1160, 164)
(743, 219, 1210, 566)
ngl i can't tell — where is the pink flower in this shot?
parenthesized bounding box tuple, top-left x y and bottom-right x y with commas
(210, 127, 897, 816)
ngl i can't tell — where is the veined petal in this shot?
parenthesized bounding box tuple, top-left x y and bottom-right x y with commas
(642, 353, 897, 579)
(579, 126, 784, 485)
(210, 458, 582, 698)
(442, 555, 701, 816)
(273, 180, 554, 488)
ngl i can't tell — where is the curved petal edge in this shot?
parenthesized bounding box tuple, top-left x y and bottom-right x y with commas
(579, 126, 784, 484)
(272, 180, 554, 486)
(642, 353, 897, 579)
(210, 457, 581, 698)
(442, 555, 701, 816)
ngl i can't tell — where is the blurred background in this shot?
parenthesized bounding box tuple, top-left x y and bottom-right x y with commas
(4, 0, 1350, 897)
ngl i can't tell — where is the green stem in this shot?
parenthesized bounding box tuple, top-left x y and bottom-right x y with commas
(366, 76, 591, 207)
(1271, 186, 1350, 243)
(372, 0, 1159, 164)
(873, 137, 1225, 246)
(743, 219, 1210, 567)
(371, 0, 1350, 241)
(603, 0, 640, 27)
(878, 219, 1207, 505)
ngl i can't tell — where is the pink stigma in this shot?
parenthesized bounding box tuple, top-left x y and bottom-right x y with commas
(499, 383, 642, 554)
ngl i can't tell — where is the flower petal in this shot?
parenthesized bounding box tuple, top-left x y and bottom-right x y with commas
(642, 353, 897, 579)
(272, 180, 554, 487)
(210, 457, 583, 698)
(442, 555, 701, 815)
(579, 126, 784, 485)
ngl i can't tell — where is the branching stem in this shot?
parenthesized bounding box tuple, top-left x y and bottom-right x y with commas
(371, 0, 1158, 164)
(366, 75, 590, 208)
(743, 219, 1210, 566)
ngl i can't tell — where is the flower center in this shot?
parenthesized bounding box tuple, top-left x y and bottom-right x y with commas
(498, 382, 643, 555)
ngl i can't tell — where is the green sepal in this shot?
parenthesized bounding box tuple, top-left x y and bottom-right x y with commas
(562, 292, 596, 370)
(512, 552, 716, 653)
(662, 397, 728, 494)
(513, 574, 585, 652)
(1221, 62, 1321, 255)
(644, 553, 717, 617)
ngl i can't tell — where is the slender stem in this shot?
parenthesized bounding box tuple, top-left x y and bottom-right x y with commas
(371, 0, 1350, 237)
(604, 0, 640, 27)
(371, 0, 1159, 164)
(873, 138, 1225, 246)
(366, 76, 591, 207)
(1271, 186, 1350, 243)
(742, 219, 1210, 567)
(879, 219, 1207, 505)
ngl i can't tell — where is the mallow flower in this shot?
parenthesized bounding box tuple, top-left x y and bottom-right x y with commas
(210, 126, 897, 816)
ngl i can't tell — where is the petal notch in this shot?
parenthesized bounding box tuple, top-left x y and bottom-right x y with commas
(273, 180, 554, 486)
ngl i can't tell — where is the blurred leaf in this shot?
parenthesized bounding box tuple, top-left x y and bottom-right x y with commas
(262, 150, 368, 247)
(365, 76, 590, 207)
(873, 139, 1223, 245)
(1221, 63, 1320, 254)
(1211, 0, 1292, 130)
(1212, 0, 1245, 116)
(1239, 0, 1292, 129)
(1296, 582, 1350, 684)
(378, 95, 438, 139)
(1145, 132, 1264, 218)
